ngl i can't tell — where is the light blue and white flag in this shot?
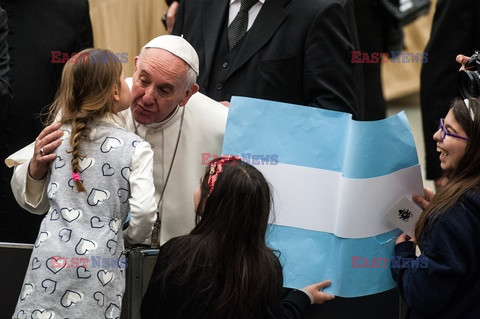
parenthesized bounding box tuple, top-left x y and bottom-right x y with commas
(221, 96, 424, 297)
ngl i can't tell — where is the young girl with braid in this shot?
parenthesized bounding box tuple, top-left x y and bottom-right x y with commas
(13, 48, 157, 319)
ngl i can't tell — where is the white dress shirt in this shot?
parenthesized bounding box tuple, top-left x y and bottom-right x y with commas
(228, 0, 265, 30)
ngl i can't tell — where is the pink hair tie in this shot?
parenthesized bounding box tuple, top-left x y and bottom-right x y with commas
(207, 156, 241, 193)
(72, 172, 81, 181)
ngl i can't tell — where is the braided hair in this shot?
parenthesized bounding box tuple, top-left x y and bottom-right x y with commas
(47, 48, 123, 192)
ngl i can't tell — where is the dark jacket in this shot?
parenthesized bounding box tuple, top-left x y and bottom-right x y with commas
(172, 0, 362, 118)
(392, 190, 480, 318)
(0, 0, 93, 243)
(141, 237, 312, 318)
(0, 6, 11, 119)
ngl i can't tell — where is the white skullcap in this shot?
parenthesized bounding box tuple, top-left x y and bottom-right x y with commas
(143, 35, 199, 75)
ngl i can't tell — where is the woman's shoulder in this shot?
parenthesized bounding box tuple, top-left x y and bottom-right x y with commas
(461, 189, 480, 208)
(160, 236, 191, 253)
(432, 190, 480, 241)
(154, 236, 192, 272)
(448, 190, 480, 221)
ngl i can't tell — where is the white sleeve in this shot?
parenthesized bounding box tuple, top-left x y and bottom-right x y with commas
(6, 142, 50, 215)
(123, 140, 157, 244)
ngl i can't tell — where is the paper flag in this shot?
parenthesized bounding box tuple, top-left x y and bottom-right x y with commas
(221, 96, 424, 297)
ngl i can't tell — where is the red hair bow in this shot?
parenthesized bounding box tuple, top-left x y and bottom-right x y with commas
(207, 156, 241, 193)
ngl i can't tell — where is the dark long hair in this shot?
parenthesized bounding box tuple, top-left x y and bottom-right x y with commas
(160, 157, 283, 318)
(415, 97, 480, 245)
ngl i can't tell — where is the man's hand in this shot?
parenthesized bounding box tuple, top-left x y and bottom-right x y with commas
(165, 1, 179, 34)
(29, 122, 64, 180)
(456, 54, 471, 71)
(219, 101, 230, 107)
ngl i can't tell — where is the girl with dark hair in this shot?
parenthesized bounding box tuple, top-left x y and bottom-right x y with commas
(13, 48, 157, 318)
(392, 97, 480, 318)
(141, 156, 334, 318)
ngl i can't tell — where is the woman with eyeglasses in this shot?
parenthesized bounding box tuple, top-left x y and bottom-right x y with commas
(391, 97, 480, 318)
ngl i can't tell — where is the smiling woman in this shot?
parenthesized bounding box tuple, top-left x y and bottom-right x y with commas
(434, 110, 469, 173)
(391, 97, 480, 318)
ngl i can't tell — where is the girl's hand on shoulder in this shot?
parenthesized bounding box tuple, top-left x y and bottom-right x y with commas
(303, 280, 335, 304)
(30, 122, 64, 180)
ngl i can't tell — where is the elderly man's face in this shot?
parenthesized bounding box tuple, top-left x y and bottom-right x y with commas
(130, 48, 197, 125)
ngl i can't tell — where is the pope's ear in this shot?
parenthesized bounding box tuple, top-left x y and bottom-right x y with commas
(179, 84, 199, 107)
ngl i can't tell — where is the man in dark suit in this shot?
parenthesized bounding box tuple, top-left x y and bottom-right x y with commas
(172, 0, 362, 118)
(0, 6, 11, 118)
(0, 0, 93, 244)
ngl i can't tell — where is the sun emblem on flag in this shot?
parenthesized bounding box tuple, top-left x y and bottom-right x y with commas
(398, 209, 413, 221)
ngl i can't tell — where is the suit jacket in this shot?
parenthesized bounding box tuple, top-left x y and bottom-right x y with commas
(173, 0, 362, 118)
(0, 6, 11, 121)
(420, 0, 480, 180)
(0, 0, 93, 243)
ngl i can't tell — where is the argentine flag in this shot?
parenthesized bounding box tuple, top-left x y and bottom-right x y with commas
(221, 97, 424, 297)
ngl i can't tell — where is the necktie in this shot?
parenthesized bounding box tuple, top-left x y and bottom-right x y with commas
(227, 0, 258, 50)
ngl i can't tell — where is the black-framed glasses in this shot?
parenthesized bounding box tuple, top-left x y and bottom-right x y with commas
(439, 118, 468, 141)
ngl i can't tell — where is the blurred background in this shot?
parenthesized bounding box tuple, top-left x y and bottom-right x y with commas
(88, 0, 436, 189)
